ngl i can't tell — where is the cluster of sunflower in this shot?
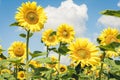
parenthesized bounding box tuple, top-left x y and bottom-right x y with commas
(0, 1, 120, 80)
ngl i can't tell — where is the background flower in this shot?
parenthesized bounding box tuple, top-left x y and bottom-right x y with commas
(57, 24, 75, 43)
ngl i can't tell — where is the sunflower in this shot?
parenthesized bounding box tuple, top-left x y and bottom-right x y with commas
(8, 41, 26, 62)
(47, 56, 58, 68)
(105, 51, 119, 58)
(15, 1, 47, 32)
(42, 29, 58, 46)
(0, 45, 3, 54)
(29, 60, 42, 68)
(98, 27, 120, 45)
(17, 71, 26, 80)
(57, 24, 75, 43)
(56, 64, 67, 74)
(68, 38, 100, 67)
(1, 69, 11, 74)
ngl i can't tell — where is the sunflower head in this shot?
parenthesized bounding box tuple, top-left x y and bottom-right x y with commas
(8, 41, 26, 61)
(15, 1, 47, 32)
(1, 69, 11, 74)
(47, 56, 58, 68)
(17, 71, 26, 80)
(42, 29, 58, 46)
(56, 64, 67, 74)
(98, 27, 120, 45)
(68, 38, 100, 66)
(29, 60, 42, 68)
(57, 24, 75, 43)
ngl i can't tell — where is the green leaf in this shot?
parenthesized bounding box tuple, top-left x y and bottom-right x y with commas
(30, 51, 47, 58)
(115, 60, 120, 65)
(50, 31, 56, 36)
(58, 45, 69, 55)
(100, 10, 120, 18)
(8, 58, 22, 63)
(0, 59, 8, 66)
(19, 33, 26, 38)
(117, 34, 120, 39)
(29, 33, 33, 38)
(48, 48, 58, 53)
(35, 57, 51, 63)
(97, 38, 101, 44)
(10, 22, 19, 26)
(99, 42, 120, 51)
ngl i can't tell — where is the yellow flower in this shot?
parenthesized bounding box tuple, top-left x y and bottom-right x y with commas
(15, 1, 47, 32)
(56, 64, 67, 74)
(68, 38, 100, 66)
(42, 29, 58, 46)
(17, 71, 25, 80)
(57, 24, 75, 43)
(8, 41, 26, 61)
(29, 60, 42, 68)
(105, 51, 119, 58)
(1, 69, 11, 74)
(0, 45, 3, 54)
(98, 27, 120, 45)
(47, 56, 58, 68)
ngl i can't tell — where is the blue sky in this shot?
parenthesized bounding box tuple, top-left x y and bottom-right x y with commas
(0, 0, 120, 54)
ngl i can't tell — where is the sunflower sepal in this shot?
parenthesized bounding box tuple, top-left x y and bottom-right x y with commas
(10, 22, 20, 27)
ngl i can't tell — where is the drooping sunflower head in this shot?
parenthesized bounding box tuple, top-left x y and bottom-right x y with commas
(8, 41, 26, 61)
(68, 38, 100, 66)
(15, 1, 47, 32)
(98, 27, 120, 45)
(17, 71, 26, 80)
(42, 29, 58, 46)
(57, 24, 75, 43)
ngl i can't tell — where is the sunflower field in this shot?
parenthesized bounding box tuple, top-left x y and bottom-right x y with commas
(0, 1, 120, 80)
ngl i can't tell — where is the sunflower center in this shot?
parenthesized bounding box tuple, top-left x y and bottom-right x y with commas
(60, 67, 65, 72)
(105, 35, 117, 44)
(20, 73, 25, 78)
(48, 36, 55, 42)
(14, 47, 24, 57)
(63, 30, 69, 37)
(25, 10, 39, 24)
(77, 49, 90, 59)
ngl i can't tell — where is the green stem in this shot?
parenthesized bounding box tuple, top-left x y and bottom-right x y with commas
(46, 46, 49, 57)
(26, 30, 30, 80)
(15, 64, 18, 80)
(99, 52, 106, 80)
(58, 42, 62, 80)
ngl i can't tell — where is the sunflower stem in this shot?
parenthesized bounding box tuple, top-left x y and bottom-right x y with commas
(99, 51, 106, 80)
(15, 64, 18, 80)
(26, 30, 30, 80)
(58, 42, 62, 79)
(46, 46, 49, 57)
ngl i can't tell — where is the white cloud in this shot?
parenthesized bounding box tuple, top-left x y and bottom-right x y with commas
(117, 1, 120, 7)
(49, 51, 71, 65)
(98, 15, 120, 28)
(44, 0, 88, 37)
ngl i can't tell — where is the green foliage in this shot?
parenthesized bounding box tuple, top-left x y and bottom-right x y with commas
(99, 42, 120, 51)
(100, 10, 120, 18)
(10, 22, 19, 27)
(30, 51, 47, 58)
(7, 58, 22, 64)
